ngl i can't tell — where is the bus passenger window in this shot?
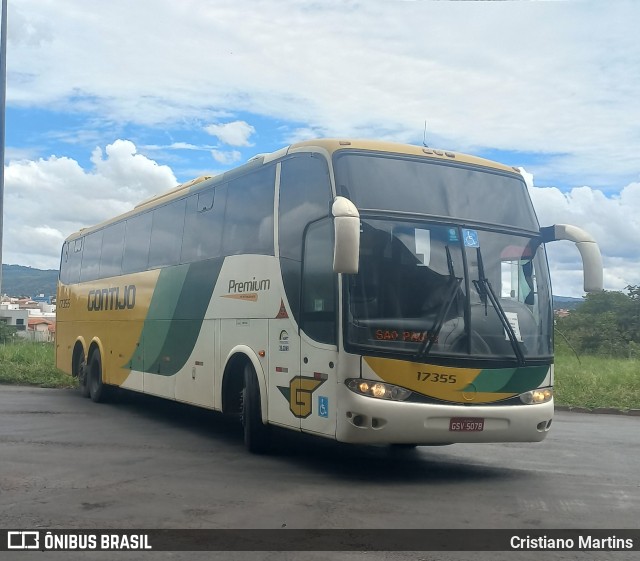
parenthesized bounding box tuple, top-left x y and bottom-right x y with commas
(148, 199, 186, 269)
(60, 238, 83, 284)
(100, 222, 125, 278)
(122, 212, 152, 274)
(222, 165, 275, 256)
(79, 231, 103, 282)
(181, 188, 224, 263)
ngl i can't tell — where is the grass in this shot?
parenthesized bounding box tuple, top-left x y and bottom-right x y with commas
(553, 347, 640, 411)
(0, 341, 638, 410)
(0, 341, 76, 388)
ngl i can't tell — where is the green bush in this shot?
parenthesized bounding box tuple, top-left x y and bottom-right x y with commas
(0, 322, 16, 344)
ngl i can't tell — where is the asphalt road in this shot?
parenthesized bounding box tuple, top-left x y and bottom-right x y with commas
(1, 386, 638, 561)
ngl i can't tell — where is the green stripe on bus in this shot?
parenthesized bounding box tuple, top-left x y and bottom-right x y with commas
(126, 258, 223, 375)
(464, 365, 549, 394)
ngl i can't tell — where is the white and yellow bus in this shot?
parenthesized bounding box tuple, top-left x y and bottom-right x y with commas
(56, 139, 603, 453)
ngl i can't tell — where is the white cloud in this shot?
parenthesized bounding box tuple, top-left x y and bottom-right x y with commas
(4, 140, 176, 269)
(210, 149, 242, 165)
(205, 121, 256, 147)
(168, 142, 201, 151)
(7, 1, 638, 185)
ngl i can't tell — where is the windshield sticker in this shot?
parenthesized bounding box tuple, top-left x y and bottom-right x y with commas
(448, 228, 459, 242)
(504, 311, 524, 342)
(462, 229, 480, 248)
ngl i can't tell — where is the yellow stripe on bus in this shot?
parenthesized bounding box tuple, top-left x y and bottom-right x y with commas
(363, 357, 515, 404)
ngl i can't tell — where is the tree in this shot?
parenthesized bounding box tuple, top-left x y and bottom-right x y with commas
(556, 286, 640, 357)
(0, 321, 16, 344)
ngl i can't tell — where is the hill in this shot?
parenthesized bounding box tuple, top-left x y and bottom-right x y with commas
(553, 295, 584, 310)
(1, 264, 58, 298)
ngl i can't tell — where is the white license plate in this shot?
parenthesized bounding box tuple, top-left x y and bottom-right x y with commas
(449, 417, 485, 432)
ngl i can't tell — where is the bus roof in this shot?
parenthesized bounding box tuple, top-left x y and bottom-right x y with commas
(287, 138, 517, 174)
(64, 138, 520, 241)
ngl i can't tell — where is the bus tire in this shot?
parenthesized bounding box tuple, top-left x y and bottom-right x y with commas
(88, 350, 108, 403)
(242, 362, 271, 454)
(76, 353, 90, 398)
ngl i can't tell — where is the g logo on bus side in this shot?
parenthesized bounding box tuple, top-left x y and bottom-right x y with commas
(277, 376, 326, 418)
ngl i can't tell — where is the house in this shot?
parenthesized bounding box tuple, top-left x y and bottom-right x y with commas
(27, 317, 56, 343)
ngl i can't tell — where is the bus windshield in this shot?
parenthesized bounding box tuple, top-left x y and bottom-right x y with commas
(334, 151, 539, 231)
(336, 152, 555, 364)
(345, 219, 553, 362)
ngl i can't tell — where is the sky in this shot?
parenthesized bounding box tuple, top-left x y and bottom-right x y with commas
(2, 0, 639, 297)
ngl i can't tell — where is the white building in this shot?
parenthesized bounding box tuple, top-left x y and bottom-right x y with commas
(0, 304, 29, 334)
(0, 299, 56, 341)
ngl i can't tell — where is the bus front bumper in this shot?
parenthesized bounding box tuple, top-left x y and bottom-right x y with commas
(335, 388, 554, 445)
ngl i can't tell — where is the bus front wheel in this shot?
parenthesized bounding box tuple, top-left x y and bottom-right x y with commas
(242, 363, 271, 454)
(88, 350, 108, 403)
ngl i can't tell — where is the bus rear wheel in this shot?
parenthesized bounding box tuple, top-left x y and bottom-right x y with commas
(242, 362, 271, 454)
(88, 350, 108, 403)
(75, 352, 90, 398)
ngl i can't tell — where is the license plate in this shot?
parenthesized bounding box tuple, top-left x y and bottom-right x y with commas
(449, 417, 484, 432)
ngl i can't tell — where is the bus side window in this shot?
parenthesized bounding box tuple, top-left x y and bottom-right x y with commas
(148, 198, 187, 269)
(122, 212, 152, 274)
(301, 218, 336, 345)
(181, 187, 224, 263)
(79, 231, 104, 282)
(100, 221, 125, 278)
(59, 237, 84, 285)
(60, 242, 69, 283)
(222, 165, 275, 257)
(278, 153, 332, 324)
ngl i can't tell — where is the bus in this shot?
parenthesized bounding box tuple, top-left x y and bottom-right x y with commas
(56, 139, 603, 453)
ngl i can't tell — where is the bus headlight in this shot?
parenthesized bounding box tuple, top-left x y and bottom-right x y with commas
(519, 387, 553, 405)
(346, 379, 412, 401)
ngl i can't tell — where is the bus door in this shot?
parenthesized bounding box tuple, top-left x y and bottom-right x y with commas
(273, 152, 337, 435)
(297, 218, 339, 437)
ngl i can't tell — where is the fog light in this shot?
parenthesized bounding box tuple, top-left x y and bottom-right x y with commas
(519, 387, 553, 405)
(346, 379, 412, 401)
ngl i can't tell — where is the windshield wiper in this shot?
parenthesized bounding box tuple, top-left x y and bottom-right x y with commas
(473, 247, 526, 366)
(415, 246, 462, 360)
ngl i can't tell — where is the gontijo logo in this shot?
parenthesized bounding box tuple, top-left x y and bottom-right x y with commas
(87, 285, 136, 311)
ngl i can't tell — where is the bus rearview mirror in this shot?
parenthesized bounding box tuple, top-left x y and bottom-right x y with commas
(540, 224, 604, 293)
(332, 196, 360, 274)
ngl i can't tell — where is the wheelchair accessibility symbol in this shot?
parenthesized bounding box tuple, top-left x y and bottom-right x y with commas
(318, 396, 329, 418)
(462, 229, 480, 248)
